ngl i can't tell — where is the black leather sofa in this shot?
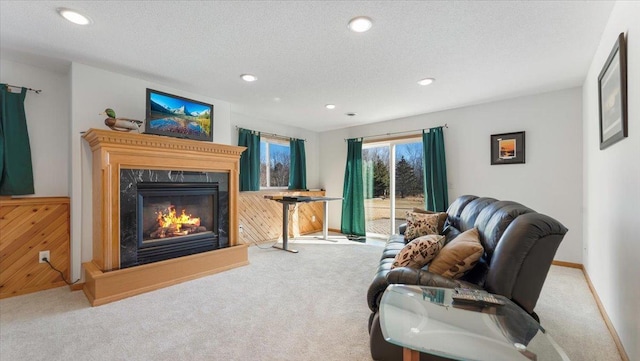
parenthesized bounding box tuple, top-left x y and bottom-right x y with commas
(367, 195, 568, 361)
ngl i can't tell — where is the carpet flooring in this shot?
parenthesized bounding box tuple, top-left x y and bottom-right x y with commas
(0, 239, 623, 361)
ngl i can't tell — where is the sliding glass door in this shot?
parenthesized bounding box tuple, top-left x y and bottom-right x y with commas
(363, 138, 424, 237)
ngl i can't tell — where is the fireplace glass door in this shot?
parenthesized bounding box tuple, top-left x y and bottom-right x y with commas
(136, 182, 219, 264)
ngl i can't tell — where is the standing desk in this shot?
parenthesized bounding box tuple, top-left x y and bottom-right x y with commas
(265, 196, 342, 253)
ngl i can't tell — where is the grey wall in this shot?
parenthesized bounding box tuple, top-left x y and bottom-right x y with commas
(320, 87, 584, 264)
(582, 2, 640, 359)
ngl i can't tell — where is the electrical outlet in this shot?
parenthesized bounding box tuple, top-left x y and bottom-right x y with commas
(39, 250, 50, 263)
(239, 225, 244, 233)
(311, 215, 316, 222)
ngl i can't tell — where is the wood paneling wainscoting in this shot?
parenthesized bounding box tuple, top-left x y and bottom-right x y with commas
(0, 197, 70, 299)
(238, 190, 325, 245)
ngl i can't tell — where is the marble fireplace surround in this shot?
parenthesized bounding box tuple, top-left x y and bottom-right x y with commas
(119, 169, 229, 268)
(81, 128, 248, 306)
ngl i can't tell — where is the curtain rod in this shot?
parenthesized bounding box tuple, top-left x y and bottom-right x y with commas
(235, 126, 306, 142)
(4, 84, 42, 94)
(344, 124, 447, 141)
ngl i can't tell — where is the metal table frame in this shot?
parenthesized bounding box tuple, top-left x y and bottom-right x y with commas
(267, 196, 342, 253)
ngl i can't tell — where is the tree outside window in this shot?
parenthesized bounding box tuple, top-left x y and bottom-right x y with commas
(260, 137, 290, 188)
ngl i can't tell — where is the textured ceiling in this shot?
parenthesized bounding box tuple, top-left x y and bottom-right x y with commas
(0, 1, 614, 132)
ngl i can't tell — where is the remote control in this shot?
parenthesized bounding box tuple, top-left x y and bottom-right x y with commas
(452, 288, 505, 306)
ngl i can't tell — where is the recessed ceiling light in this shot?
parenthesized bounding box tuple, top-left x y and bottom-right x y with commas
(348, 16, 372, 33)
(325, 104, 336, 110)
(346, 112, 358, 117)
(240, 74, 257, 82)
(57, 8, 92, 25)
(417, 78, 435, 86)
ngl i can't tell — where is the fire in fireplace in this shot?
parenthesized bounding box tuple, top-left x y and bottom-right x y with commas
(136, 182, 219, 265)
(148, 204, 207, 240)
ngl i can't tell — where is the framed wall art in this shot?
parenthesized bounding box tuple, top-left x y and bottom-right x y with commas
(491, 131, 525, 165)
(598, 32, 627, 150)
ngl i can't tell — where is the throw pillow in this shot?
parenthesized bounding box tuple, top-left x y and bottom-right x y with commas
(428, 227, 484, 279)
(404, 211, 440, 241)
(391, 234, 445, 269)
(412, 208, 448, 234)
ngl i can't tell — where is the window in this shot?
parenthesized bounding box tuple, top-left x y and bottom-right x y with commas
(363, 137, 424, 236)
(260, 136, 290, 188)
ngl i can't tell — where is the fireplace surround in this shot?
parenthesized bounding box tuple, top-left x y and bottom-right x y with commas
(81, 128, 248, 306)
(121, 174, 226, 268)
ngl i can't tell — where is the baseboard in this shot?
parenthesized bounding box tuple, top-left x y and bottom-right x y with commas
(328, 228, 342, 234)
(581, 266, 630, 361)
(552, 260, 629, 361)
(551, 260, 582, 269)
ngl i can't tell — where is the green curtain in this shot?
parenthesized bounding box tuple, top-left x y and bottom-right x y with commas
(238, 128, 261, 191)
(288, 138, 307, 190)
(0, 84, 34, 195)
(341, 138, 366, 236)
(422, 127, 448, 211)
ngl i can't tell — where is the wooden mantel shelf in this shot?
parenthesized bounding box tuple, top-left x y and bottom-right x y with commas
(82, 128, 245, 158)
(81, 128, 248, 306)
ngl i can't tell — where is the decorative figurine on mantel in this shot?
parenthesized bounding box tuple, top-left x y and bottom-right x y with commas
(101, 108, 143, 132)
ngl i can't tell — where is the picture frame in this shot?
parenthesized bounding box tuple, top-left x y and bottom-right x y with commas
(598, 33, 627, 150)
(491, 131, 525, 165)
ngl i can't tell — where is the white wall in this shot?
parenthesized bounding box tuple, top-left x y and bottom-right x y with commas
(582, 2, 640, 360)
(231, 112, 321, 189)
(0, 58, 70, 196)
(69, 62, 232, 280)
(320, 87, 583, 264)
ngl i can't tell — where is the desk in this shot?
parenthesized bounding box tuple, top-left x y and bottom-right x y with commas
(265, 196, 342, 253)
(379, 284, 570, 361)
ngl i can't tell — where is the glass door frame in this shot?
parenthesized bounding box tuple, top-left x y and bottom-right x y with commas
(363, 135, 423, 237)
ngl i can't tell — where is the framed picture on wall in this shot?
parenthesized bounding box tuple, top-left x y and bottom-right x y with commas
(598, 32, 628, 150)
(491, 131, 525, 165)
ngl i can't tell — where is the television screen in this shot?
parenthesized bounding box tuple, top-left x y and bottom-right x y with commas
(145, 89, 213, 142)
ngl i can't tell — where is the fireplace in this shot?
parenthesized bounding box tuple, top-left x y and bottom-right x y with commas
(136, 182, 219, 265)
(119, 169, 230, 269)
(82, 128, 248, 306)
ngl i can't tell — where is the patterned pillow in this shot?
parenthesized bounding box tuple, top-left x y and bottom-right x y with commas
(392, 234, 445, 269)
(428, 227, 484, 279)
(412, 208, 448, 234)
(404, 211, 440, 241)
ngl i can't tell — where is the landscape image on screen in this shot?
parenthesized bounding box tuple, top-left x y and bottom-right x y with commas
(148, 91, 212, 139)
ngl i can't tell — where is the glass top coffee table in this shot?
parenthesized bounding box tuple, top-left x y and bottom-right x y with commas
(379, 284, 570, 361)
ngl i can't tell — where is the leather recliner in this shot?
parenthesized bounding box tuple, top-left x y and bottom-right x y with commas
(367, 195, 568, 361)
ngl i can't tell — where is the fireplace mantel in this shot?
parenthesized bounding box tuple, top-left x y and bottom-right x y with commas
(81, 128, 248, 306)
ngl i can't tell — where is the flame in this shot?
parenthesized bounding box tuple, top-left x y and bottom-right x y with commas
(156, 205, 201, 231)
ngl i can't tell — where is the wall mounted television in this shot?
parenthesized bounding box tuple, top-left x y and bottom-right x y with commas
(145, 88, 213, 142)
